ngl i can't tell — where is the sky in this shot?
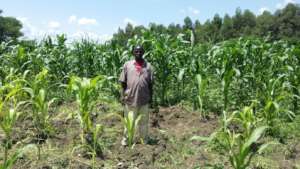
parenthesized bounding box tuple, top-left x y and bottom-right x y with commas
(0, 0, 299, 42)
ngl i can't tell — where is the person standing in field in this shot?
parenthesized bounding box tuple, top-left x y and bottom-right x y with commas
(119, 45, 154, 146)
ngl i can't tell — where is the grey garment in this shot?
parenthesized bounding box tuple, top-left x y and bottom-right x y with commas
(119, 60, 154, 107)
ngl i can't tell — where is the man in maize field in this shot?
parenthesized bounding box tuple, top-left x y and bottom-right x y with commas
(119, 45, 154, 146)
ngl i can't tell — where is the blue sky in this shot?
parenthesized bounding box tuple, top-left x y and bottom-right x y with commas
(0, 0, 299, 42)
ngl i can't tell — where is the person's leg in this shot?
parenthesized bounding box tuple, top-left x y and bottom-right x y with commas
(137, 104, 149, 143)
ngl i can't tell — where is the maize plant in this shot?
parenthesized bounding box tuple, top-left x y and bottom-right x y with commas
(0, 34, 297, 116)
(68, 75, 105, 157)
(118, 111, 142, 148)
(285, 45, 300, 114)
(71, 124, 103, 168)
(0, 149, 21, 169)
(68, 76, 100, 134)
(209, 41, 242, 111)
(192, 106, 273, 169)
(195, 74, 208, 118)
(0, 83, 22, 165)
(232, 106, 258, 139)
(22, 69, 55, 159)
(89, 124, 104, 164)
(0, 144, 37, 169)
(257, 75, 294, 131)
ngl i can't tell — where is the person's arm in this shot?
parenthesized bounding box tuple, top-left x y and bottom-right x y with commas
(120, 82, 127, 104)
(119, 63, 127, 104)
(149, 82, 153, 107)
(149, 66, 154, 108)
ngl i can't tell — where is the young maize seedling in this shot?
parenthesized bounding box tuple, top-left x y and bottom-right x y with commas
(0, 81, 24, 166)
(68, 75, 105, 161)
(119, 111, 142, 148)
(68, 76, 102, 139)
(259, 75, 294, 136)
(22, 69, 55, 159)
(71, 124, 103, 169)
(191, 106, 273, 169)
(196, 74, 208, 119)
(0, 144, 37, 169)
(88, 124, 103, 167)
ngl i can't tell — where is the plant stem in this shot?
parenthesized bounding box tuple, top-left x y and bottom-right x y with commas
(4, 146, 8, 164)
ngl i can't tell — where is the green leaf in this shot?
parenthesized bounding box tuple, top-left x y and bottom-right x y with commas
(258, 141, 278, 154)
(190, 136, 211, 142)
(178, 68, 185, 81)
(243, 126, 268, 150)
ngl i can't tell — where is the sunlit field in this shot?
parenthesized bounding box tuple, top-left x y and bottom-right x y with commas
(0, 1, 300, 169)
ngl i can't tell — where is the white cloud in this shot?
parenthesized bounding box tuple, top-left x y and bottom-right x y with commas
(99, 34, 113, 42)
(17, 17, 28, 23)
(68, 15, 77, 23)
(68, 15, 98, 26)
(123, 17, 138, 26)
(78, 17, 98, 25)
(48, 21, 61, 29)
(17, 17, 41, 38)
(17, 16, 112, 43)
(258, 7, 270, 14)
(189, 7, 200, 15)
(276, 0, 296, 9)
(180, 7, 200, 16)
(17, 17, 61, 40)
(71, 31, 112, 43)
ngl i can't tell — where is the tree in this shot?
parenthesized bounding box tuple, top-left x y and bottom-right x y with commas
(201, 20, 213, 42)
(167, 23, 182, 37)
(200, 14, 223, 43)
(149, 22, 167, 34)
(183, 16, 193, 30)
(111, 4, 300, 46)
(242, 9, 256, 35)
(0, 10, 23, 42)
(232, 8, 243, 37)
(255, 11, 275, 37)
(210, 14, 223, 42)
(194, 19, 204, 43)
(221, 14, 234, 40)
(274, 3, 300, 40)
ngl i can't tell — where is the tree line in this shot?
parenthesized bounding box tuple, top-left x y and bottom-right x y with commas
(0, 3, 299, 44)
(112, 3, 300, 45)
(0, 10, 23, 42)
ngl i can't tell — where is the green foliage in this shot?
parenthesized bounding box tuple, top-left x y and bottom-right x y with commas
(21, 69, 56, 160)
(112, 4, 300, 45)
(1, 32, 298, 116)
(191, 106, 273, 169)
(0, 144, 37, 169)
(0, 82, 22, 165)
(23, 69, 54, 137)
(68, 76, 105, 158)
(119, 111, 142, 148)
(0, 5, 299, 168)
(0, 10, 23, 42)
(0, 25, 299, 168)
(68, 76, 103, 133)
(195, 74, 208, 118)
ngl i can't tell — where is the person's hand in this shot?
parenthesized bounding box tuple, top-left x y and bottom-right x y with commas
(149, 101, 154, 109)
(149, 101, 159, 113)
(120, 96, 125, 105)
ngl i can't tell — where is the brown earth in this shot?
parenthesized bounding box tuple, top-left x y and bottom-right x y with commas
(2, 103, 299, 169)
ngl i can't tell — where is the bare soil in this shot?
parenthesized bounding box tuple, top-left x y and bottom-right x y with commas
(2, 103, 299, 169)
